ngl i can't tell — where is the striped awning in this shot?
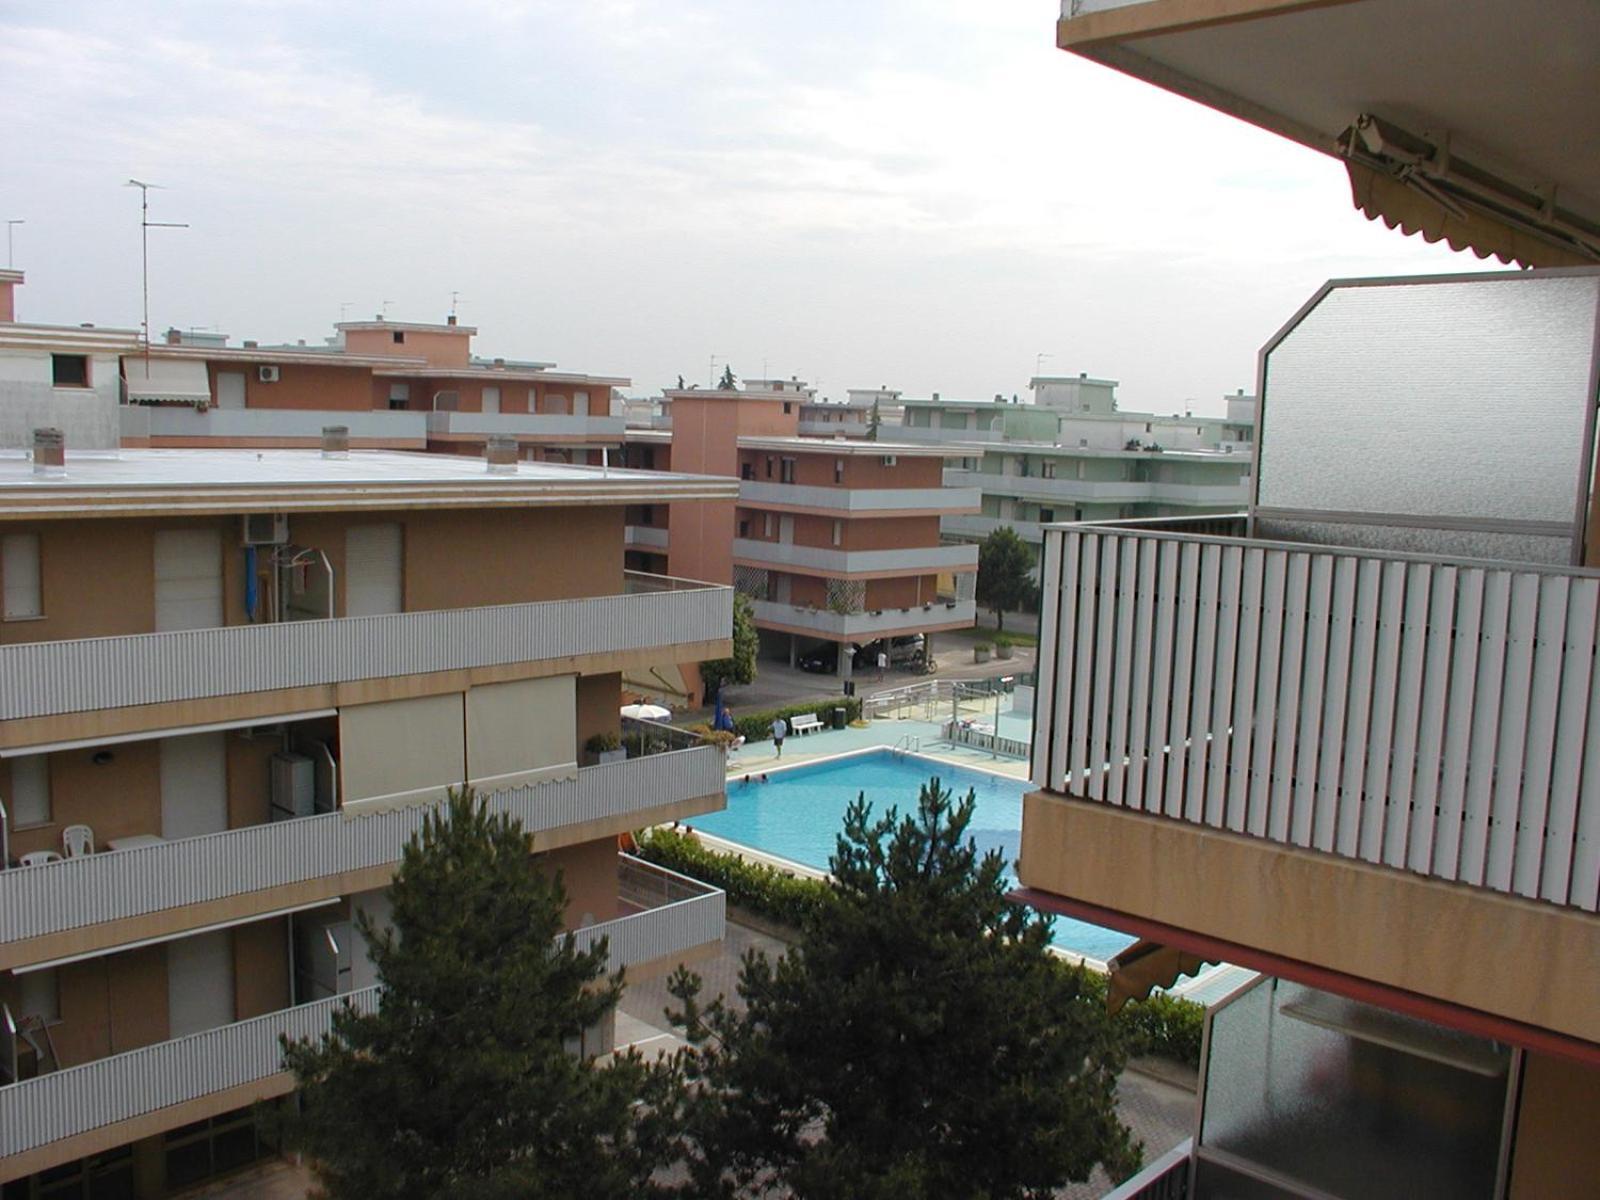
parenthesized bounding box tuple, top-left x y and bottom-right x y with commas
(1107, 940, 1213, 1015)
(123, 357, 212, 406)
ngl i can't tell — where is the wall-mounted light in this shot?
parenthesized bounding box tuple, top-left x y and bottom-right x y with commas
(91, 750, 115, 766)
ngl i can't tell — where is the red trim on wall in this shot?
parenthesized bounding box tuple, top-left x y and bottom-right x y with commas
(1012, 886, 1600, 1070)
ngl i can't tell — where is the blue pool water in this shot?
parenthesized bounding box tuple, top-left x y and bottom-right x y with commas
(692, 749, 1137, 962)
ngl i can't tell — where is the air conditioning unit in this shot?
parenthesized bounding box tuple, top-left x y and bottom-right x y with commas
(879, 455, 897, 466)
(258, 365, 281, 383)
(241, 513, 288, 546)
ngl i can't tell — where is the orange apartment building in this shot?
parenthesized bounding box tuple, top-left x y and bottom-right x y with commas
(0, 423, 737, 1196)
(622, 382, 980, 679)
(1024, 3, 1600, 1198)
(62, 285, 630, 464)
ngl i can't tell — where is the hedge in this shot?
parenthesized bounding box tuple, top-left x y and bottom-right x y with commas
(634, 826, 1206, 1068)
(731, 697, 863, 744)
(636, 826, 836, 930)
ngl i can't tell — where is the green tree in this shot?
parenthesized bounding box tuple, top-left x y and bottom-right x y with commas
(700, 591, 758, 700)
(866, 397, 882, 441)
(279, 789, 685, 1200)
(718, 364, 738, 390)
(666, 778, 1138, 1199)
(976, 525, 1035, 632)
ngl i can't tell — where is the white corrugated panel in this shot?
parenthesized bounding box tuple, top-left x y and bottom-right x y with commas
(1034, 526, 1600, 915)
(2, 533, 40, 620)
(160, 732, 228, 840)
(154, 528, 223, 632)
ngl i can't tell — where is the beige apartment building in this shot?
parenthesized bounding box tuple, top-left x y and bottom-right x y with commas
(0, 429, 736, 1195)
(1025, 3, 1600, 1198)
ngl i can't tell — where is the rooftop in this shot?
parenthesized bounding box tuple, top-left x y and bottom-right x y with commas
(736, 436, 952, 457)
(0, 448, 737, 518)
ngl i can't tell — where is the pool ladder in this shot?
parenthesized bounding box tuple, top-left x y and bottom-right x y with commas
(892, 734, 922, 757)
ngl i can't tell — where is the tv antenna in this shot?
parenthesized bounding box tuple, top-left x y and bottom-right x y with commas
(124, 180, 188, 367)
(5, 220, 22, 269)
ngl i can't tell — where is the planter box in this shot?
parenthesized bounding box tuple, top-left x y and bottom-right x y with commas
(996, 644, 1015, 660)
(598, 748, 629, 765)
(974, 647, 991, 663)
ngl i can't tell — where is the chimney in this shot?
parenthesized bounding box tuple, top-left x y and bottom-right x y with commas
(447, 314, 457, 326)
(32, 427, 64, 477)
(321, 425, 349, 459)
(486, 435, 518, 473)
(243, 339, 258, 349)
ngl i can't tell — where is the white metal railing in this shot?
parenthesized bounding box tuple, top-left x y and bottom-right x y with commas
(0, 576, 731, 721)
(142, 407, 430, 443)
(732, 538, 978, 575)
(749, 598, 974, 638)
(0, 884, 724, 1160)
(425, 411, 626, 438)
(0, 748, 725, 945)
(737, 480, 981, 514)
(1033, 525, 1600, 913)
(1102, 1138, 1193, 1200)
(625, 523, 670, 550)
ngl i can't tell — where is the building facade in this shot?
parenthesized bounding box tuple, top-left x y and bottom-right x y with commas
(0, 431, 737, 1195)
(622, 383, 979, 678)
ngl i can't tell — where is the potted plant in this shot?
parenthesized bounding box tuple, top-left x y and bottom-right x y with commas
(698, 728, 740, 755)
(584, 731, 625, 765)
(973, 641, 992, 663)
(994, 633, 1015, 660)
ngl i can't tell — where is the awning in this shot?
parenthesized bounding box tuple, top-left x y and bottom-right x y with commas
(622, 662, 693, 705)
(122, 357, 213, 406)
(1106, 940, 1214, 1015)
(1342, 115, 1600, 270)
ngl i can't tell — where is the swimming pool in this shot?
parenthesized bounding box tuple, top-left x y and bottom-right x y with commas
(693, 748, 1137, 963)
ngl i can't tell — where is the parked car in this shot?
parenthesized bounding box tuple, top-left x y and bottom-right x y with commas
(798, 645, 839, 673)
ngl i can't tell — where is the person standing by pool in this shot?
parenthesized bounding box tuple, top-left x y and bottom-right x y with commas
(770, 715, 787, 758)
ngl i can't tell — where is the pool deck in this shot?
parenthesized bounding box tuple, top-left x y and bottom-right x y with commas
(728, 716, 1033, 780)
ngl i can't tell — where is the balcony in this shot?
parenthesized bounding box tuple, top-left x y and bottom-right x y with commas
(732, 538, 977, 576)
(943, 468, 1249, 508)
(796, 418, 868, 437)
(0, 573, 731, 723)
(1031, 517, 1600, 916)
(0, 863, 724, 1169)
(749, 597, 976, 639)
(0, 747, 725, 956)
(122, 405, 429, 447)
(942, 513, 1045, 545)
(625, 523, 669, 550)
(738, 479, 981, 514)
(425, 410, 626, 440)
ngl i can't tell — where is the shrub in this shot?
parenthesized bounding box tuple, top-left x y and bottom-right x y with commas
(993, 632, 1013, 649)
(637, 829, 1207, 1067)
(634, 826, 836, 930)
(583, 731, 620, 755)
(698, 729, 740, 751)
(973, 641, 992, 653)
(732, 698, 862, 744)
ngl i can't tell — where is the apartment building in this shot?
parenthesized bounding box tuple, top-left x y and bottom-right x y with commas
(0, 431, 736, 1196)
(1022, 4, 1599, 1197)
(623, 382, 979, 678)
(0, 267, 631, 464)
(897, 378, 1254, 565)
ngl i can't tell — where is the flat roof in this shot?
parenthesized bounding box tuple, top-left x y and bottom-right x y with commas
(372, 366, 629, 387)
(737, 436, 951, 457)
(0, 448, 736, 519)
(335, 320, 477, 335)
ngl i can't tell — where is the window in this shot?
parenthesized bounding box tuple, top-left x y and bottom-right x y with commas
(765, 456, 775, 479)
(51, 354, 89, 388)
(1039, 508, 1055, 523)
(780, 458, 796, 484)
(831, 520, 842, 547)
(3, 533, 41, 619)
(640, 505, 655, 525)
(388, 383, 410, 412)
(783, 402, 792, 414)
(1041, 461, 1056, 479)
(392, 330, 405, 344)
(738, 520, 750, 538)
(834, 459, 844, 484)
(1145, 423, 1152, 433)
(10, 754, 49, 827)
(741, 462, 755, 480)
(763, 513, 774, 538)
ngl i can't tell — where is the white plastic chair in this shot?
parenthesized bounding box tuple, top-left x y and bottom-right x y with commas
(61, 825, 94, 858)
(18, 850, 60, 867)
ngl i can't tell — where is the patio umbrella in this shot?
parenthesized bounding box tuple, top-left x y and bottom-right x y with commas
(621, 703, 672, 720)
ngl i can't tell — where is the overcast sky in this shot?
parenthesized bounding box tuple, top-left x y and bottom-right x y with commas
(4, 0, 1477, 414)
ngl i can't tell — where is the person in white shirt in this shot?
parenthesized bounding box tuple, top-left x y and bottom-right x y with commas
(770, 716, 788, 757)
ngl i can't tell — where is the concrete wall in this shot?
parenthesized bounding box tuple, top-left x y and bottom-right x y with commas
(1508, 1052, 1600, 1197)
(0, 348, 122, 449)
(342, 327, 470, 367)
(539, 837, 620, 930)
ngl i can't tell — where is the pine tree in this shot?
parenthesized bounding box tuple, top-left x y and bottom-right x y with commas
(718, 364, 737, 390)
(666, 777, 1138, 1198)
(280, 789, 686, 1200)
(976, 525, 1035, 632)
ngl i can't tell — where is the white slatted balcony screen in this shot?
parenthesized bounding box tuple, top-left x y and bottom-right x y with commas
(1032, 527, 1600, 913)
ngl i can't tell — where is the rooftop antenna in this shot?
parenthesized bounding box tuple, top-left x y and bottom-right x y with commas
(1035, 352, 1053, 377)
(5, 220, 22, 269)
(124, 180, 188, 371)
(380, 299, 394, 318)
(708, 354, 719, 388)
(339, 301, 353, 322)
(450, 290, 463, 318)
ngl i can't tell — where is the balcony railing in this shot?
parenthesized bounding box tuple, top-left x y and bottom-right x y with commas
(0, 573, 730, 721)
(0, 747, 726, 946)
(738, 480, 981, 514)
(625, 523, 670, 550)
(1102, 1139, 1192, 1200)
(749, 597, 975, 638)
(125, 406, 429, 444)
(0, 875, 724, 1163)
(1033, 522, 1600, 914)
(943, 469, 1249, 508)
(732, 538, 978, 575)
(425, 411, 626, 439)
